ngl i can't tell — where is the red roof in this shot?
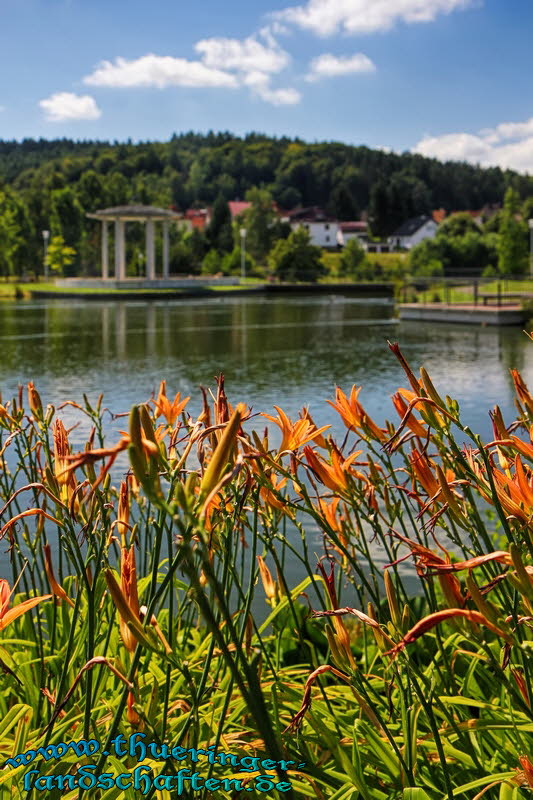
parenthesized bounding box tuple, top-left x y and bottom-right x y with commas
(432, 209, 446, 224)
(185, 208, 209, 230)
(228, 201, 251, 219)
(339, 221, 367, 232)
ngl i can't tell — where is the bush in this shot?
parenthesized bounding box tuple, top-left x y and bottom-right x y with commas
(268, 227, 326, 282)
(220, 246, 256, 276)
(338, 238, 367, 279)
(201, 248, 222, 275)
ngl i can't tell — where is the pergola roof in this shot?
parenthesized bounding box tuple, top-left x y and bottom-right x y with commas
(86, 205, 182, 222)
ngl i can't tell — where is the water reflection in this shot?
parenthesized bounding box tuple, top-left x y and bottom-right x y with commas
(1, 295, 532, 445)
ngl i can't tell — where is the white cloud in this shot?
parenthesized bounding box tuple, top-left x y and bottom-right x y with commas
(306, 52, 375, 80)
(244, 71, 301, 105)
(276, 0, 477, 36)
(83, 54, 238, 89)
(480, 119, 533, 144)
(39, 92, 101, 122)
(195, 34, 289, 74)
(413, 117, 533, 172)
(81, 27, 301, 108)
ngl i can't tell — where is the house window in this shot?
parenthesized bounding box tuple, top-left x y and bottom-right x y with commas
(325, 235, 330, 242)
(325, 223, 329, 230)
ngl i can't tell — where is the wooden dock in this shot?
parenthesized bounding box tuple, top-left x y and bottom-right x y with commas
(398, 302, 529, 326)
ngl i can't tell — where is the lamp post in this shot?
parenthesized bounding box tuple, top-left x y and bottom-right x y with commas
(240, 227, 247, 283)
(42, 230, 50, 281)
(529, 219, 533, 279)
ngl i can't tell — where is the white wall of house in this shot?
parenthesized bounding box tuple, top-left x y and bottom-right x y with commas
(388, 219, 438, 250)
(291, 221, 339, 248)
(336, 230, 367, 247)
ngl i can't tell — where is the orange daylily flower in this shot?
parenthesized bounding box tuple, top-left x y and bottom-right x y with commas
(423, 550, 513, 574)
(385, 608, 511, 659)
(300, 408, 328, 448)
(511, 369, 533, 417)
(466, 450, 533, 523)
(117, 478, 131, 540)
(517, 756, 533, 787)
(408, 448, 440, 499)
(259, 472, 291, 514)
(153, 380, 190, 426)
(44, 544, 75, 608)
(314, 496, 343, 534)
(304, 446, 367, 493)
(257, 556, 278, 604)
(53, 419, 79, 506)
(0, 579, 51, 632)
(407, 448, 457, 510)
(391, 389, 427, 438)
(327, 386, 386, 442)
(119, 543, 140, 654)
(262, 406, 330, 454)
(388, 532, 464, 608)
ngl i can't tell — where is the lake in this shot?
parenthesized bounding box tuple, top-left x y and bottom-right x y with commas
(1, 293, 532, 590)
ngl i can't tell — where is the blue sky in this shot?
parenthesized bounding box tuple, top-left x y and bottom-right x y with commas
(1, 0, 532, 172)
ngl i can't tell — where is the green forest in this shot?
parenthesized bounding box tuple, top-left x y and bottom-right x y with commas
(0, 131, 532, 278)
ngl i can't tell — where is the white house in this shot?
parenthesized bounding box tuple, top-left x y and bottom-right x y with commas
(336, 221, 368, 248)
(388, 215, 438, 250)
(286, 207, 339, 249)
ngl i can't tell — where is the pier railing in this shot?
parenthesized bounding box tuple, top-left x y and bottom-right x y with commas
(399, 275, 533, 307)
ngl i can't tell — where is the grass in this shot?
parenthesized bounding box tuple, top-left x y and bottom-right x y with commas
(1, 349, 533, 797)
(322, 250, 408, 280)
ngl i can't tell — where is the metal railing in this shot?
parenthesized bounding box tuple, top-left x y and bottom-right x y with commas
(398, 275, 533, 307)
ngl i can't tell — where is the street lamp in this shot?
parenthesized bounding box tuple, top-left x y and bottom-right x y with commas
(240, 227, 247, 283)
(42, 230, 50, 281)
(529, 219, 533, 279)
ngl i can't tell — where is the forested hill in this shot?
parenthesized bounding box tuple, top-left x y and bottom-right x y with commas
(1, 132, 531, 233)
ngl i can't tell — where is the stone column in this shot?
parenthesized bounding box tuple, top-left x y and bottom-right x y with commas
(115, 219, 126, 281)
(146, 219, 156, 281)
(101, 221, 109, 280)
(162, 221, 169, 279)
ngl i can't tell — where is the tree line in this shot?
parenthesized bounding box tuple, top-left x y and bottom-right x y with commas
(0, 131, 532, 278)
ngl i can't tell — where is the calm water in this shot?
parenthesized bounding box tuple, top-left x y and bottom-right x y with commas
(1, 293, 532, 592)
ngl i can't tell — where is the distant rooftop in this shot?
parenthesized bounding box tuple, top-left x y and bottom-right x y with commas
(391, 215, 434, 237)
(339, 221, 367, 231)
(287, 206, 337, 223)
(228, 201, 251, 219)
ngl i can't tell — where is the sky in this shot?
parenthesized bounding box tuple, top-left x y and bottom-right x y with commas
(1, 0, 532, 173)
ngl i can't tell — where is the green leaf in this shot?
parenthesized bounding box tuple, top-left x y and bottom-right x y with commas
(0, 704, 32, 741)
(452, 773, 517, 795)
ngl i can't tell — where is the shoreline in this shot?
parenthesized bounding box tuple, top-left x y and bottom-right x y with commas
(26, 281, 394, 301)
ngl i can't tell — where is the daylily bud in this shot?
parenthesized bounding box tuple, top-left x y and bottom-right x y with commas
(127, 690, 142, 727)
(367, 602, 387, 652)
(257, 556, 277, 604)
(28, 382, 43, 418)
(384, 570, 401, 629)
(199, 404, 245, 501)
